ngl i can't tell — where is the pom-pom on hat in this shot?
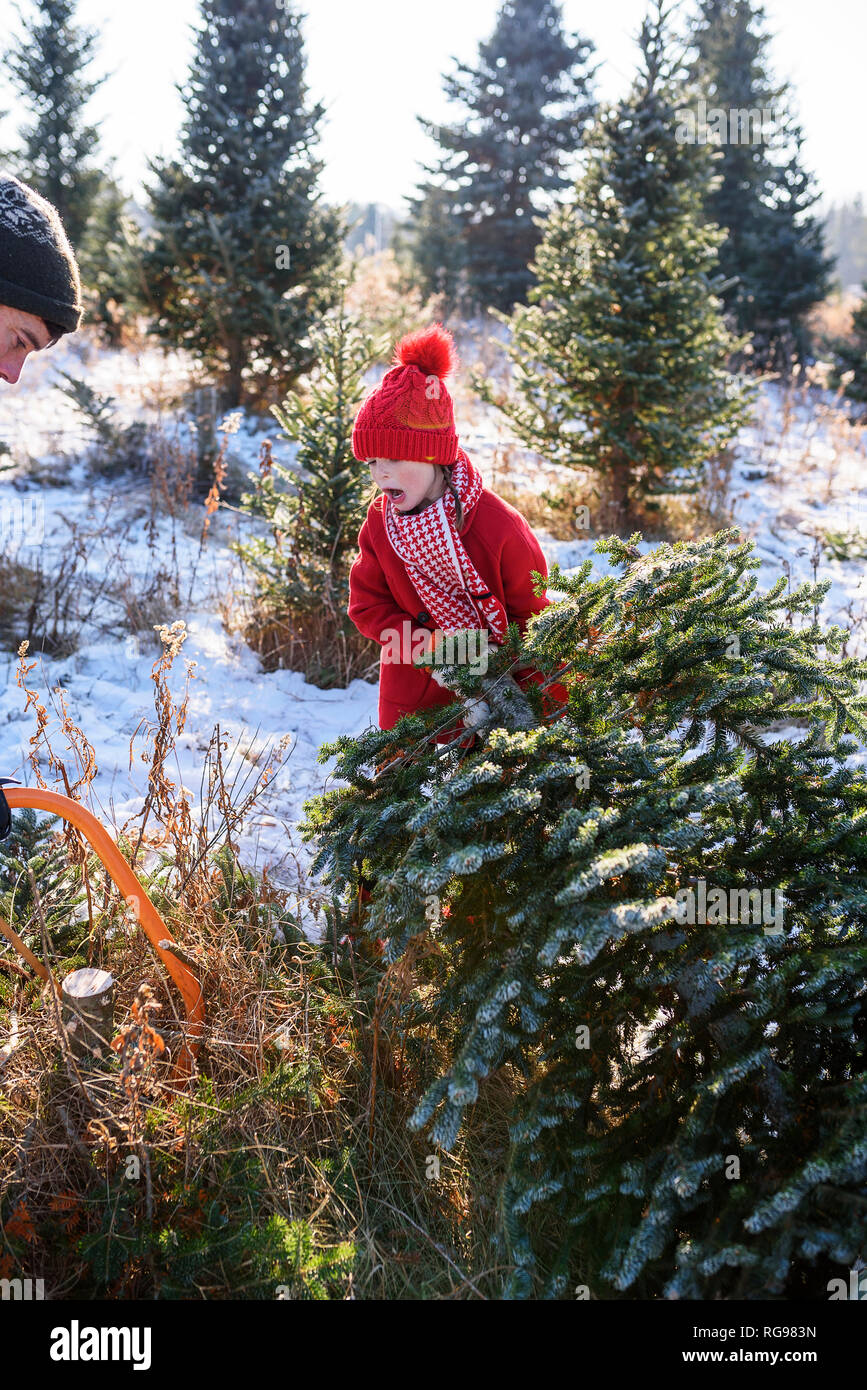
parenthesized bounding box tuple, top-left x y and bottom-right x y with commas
(351, 322, 460, 466)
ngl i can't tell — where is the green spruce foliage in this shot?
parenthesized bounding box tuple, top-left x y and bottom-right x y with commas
(396, 184, 468, 318)
(233, 278, 383, 685)
(77, 170, 146, 344)
(303, 529, 867, 1298)
(474, 3, 751, 529)
(689, 0, 833, 367)
(410, 0, 596, 314)
(5, 0, 103, 249)
(142, 0, 344, 407)
(0, 808, 90, 958)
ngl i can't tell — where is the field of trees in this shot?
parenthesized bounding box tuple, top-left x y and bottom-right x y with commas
(0, 0, 864, 1308)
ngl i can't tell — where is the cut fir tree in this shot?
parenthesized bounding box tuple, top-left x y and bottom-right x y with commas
(473, 1, 754, 531)
(302, 528, 867, 1299)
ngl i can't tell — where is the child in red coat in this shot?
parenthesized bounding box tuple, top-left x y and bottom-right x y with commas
(347, 323, 569, 745)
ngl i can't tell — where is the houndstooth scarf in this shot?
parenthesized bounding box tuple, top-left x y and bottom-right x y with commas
(383, 448, 508, 643)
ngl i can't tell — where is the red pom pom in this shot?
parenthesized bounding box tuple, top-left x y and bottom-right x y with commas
(391, 322, 459, 379)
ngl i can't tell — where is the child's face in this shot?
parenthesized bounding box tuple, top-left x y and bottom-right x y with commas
(367, 457, 446, 514)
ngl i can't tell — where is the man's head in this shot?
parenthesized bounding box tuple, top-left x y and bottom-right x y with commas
(0, 173, 82, 385)
(0, 304, 63, 384)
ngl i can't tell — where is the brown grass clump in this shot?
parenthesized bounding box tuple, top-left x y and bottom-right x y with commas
(0, 613, 513, 1300)
(0, 548, 88, 660)
(230, 590, 380, 690)
(806, 288, 860, 348)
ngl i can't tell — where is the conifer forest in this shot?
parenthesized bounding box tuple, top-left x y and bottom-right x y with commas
(0, 0, 864, 1346)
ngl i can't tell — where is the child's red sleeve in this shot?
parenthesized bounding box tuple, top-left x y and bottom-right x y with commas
(348, 514, 429, 648)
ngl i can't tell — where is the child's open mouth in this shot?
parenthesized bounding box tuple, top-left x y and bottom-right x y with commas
(384, 488, 406, 504)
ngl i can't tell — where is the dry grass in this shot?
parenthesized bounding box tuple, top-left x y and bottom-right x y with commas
(806, 289, 861, 349)
(732, 363, 866, 508)
(0, 482, 198, 666)
(489, 447, 737, 545)
(0, 549, 87, 659)
(230, 593, 380, 690)
(0, 620, 513, 1300)
(0, 400, 238, 669)
(343, 246, 442, 344)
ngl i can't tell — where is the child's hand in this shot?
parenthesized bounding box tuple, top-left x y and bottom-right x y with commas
(422, 628, 445, 656)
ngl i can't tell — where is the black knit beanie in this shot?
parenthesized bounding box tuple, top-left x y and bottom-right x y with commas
(0, 173, 83, 336)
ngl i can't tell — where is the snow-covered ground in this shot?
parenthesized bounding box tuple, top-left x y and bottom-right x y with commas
(1, 337, 865, 939)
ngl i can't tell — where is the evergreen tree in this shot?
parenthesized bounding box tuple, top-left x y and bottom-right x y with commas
(5, 0, 104, 249)
(828, 286, 867, 417)
(411, 0, 595, 315)
(142, 0, 344, 408)
(0, 807, 89, 954)
(303, 528, 867, 1298)
(78, 169, 146, 345)
(232, 273, 384, 685)
(396, 183, 467, 315)
(689, 0, 833, 367)
(474, 2, 752, 530)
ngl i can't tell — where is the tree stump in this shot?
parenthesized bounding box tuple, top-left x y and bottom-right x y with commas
(61, 967, 114, 1063)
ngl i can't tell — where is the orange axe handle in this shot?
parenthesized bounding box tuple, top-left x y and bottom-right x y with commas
(2, 787, 203, 1080)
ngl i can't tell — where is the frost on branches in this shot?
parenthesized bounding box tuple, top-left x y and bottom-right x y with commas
(302, 529, 867, 1299)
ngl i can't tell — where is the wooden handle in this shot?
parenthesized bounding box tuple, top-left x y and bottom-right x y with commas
(0, 913, 50, 982)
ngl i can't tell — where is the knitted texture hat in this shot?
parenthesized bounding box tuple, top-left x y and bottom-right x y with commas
(352, 323, 459, 466)
(0, 174, 83, 335)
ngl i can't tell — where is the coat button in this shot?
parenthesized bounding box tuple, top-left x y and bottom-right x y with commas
(416, 611, 430, 623)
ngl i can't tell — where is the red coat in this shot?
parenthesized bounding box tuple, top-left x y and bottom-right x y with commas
(347, 488, 569, 732)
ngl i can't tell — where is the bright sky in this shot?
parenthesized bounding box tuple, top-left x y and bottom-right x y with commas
(0, 0, 862, 215)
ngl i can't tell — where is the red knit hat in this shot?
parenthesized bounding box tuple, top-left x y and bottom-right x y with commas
(351, 322, 460, 466)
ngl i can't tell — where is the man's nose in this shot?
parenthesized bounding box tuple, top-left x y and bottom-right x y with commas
(0, 359, 22, 384)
